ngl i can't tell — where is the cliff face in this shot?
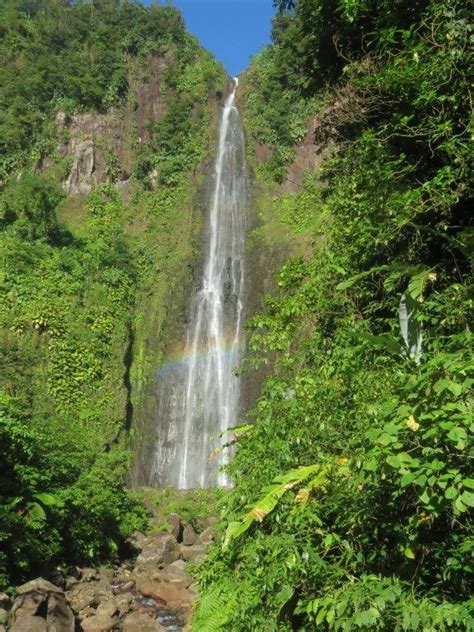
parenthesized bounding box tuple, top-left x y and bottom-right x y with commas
(50, 56, 167, 196)
(5, 46, 227, 483)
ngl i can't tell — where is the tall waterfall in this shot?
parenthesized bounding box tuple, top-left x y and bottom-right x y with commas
(149, 79, 247, 488)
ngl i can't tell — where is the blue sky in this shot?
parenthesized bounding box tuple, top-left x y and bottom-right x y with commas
(159, 1, 276, 76)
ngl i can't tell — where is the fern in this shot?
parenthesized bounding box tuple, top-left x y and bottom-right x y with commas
(191, 583, 235, 632)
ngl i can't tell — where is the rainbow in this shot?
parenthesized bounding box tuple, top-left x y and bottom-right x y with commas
(157, 335, 246, 375)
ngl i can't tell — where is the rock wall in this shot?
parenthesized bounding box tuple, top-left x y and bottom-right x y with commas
(55, 55, 169, 196)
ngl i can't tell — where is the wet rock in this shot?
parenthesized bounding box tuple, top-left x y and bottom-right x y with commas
(135, 534, 179, 570)
(198, 526, 214, 545)
(80, 613, 116, 631)
(179, 544, 206, 562)
(116, 580, 135, 594)
(135, 580, 166, 604)
(182, 525, 197, 546)
(9, 615, 48, 632)
(122, 612, 165, 632)
(167, 514, 182, 541)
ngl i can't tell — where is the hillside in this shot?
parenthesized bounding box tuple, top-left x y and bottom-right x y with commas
(0, 0, 227, 590)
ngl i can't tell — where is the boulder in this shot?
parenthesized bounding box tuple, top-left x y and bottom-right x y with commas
(9, 615, 48, 632)
(115, 592, 134, 616)
(137, 579, 192, 610)
(46, 591, 76, 632)
(182, 525, 197, 546)
(135, 534, 179, 570)
(66, 578, 113, 614)
(166, 559, 188, 573)
(135, 579, 166, 603)
(167, 513, 182, 540)
(80, 569, 100, 583)
(16, 579, 62, 595)
(115, 580, 135, 594)
(95, 598, 118, 618)
(126, 531, 146, 553)
(77, 607, 96, 622)
(80, 614, 116, 632)
(179, 544, 207, 562)
(159, 567, 193, 589)
(122, 612, 166, 632)
(198, 526, 215, 545)
(11, 578, 74, 632)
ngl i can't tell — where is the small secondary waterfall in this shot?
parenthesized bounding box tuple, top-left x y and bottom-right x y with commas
(149, 79, 247, 488)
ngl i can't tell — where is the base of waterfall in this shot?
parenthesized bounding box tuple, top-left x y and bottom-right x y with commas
(1, 505, 215, 632)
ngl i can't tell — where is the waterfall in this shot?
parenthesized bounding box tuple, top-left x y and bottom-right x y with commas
(149, 78, 247, 489)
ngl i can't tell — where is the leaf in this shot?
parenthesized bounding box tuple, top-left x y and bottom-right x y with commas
(386, 455, 400, 468)
(27, 502, 46, 523)
(454, 496, 467, 513)
(401, 472, 416, 487)
(460, 492, 474, 508)
(336, 265, 389, 291)
(404, 547, 415, 559)
(35, 492, 63, 507)
(444, 487, 458, 500)
(223, 464, 327, 549)
(407, 268, 435, 302)
(419, 490, 430, 504)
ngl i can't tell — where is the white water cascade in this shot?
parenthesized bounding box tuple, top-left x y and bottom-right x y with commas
(149, 79, 247, 488)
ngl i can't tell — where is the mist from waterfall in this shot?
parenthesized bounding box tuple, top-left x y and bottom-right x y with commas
(149, 79, 247, 488)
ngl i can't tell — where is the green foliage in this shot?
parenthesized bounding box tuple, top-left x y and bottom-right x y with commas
(139, 488, 222, 535)
(193, 0, 473, 629)
(0, 2, 225, 589)
(0, 0, 187, 178)
(0, 173, 63, 240)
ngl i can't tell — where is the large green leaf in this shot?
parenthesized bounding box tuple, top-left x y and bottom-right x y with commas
(223, 464, 327, 549)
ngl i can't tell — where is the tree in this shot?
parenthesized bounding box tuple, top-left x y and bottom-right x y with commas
(1, 174, 62, 240)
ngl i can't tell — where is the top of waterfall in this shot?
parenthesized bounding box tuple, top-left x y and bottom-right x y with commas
(233, 77, 239, 87)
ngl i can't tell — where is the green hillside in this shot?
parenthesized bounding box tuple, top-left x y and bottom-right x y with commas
(0, 0, 226, 588)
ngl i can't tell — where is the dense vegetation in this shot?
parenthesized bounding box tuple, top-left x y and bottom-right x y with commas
(0, 0, 186, 179)
(0, 0, 225, 589)
(193, 0, 473, 629)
